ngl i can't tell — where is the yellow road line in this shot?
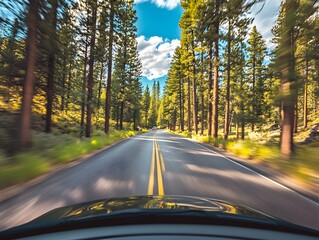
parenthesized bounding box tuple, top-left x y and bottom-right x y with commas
(147, 140, 155, 195)
(157, 142, 165, 172)
(155, 139, 164, 195)
(160, 152, 165, 172)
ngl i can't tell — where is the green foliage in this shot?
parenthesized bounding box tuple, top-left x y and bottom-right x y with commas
(227, 140, 280, 160)
(0, 152, 51, 189)
(246, 26, 268, 129)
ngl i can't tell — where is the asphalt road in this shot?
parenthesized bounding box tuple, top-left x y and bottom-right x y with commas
(0, 130, 318, 230)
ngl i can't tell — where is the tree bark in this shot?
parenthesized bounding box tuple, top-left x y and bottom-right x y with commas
(105, 0, 115, 134)
(66, 62, 72, 111)
(133, 110, 137, 130)
(280, 0, 297, 159)
(45, 0, 58, 133)
(85, 0, 97, 138)
(120, 101, 124, 130)
(191, 31, 198, 134)
(212, 15, 220, 138)
(281, 82, 295, 158)
(179, 77, 184, 131)
(80, 34, 88, 137)
(116, 105, 119, 129)
(60, 56, 67, 111)
(18, 0, 39, 149)
(294, 100, 298, 133)
(97, 63, 104, 113)
(251, 57, 256, 132)
(224, 20, 231, 139)
(207, 46, 213, 136)
(240, 78, 245, 140)
(187, 76, 191, 132)
(241, 120, 245, 140)
(303, 57, 308, 129)
(235, 122, 239, 139)
(201, 94, 204, 135)
(173, 108, 177, 131)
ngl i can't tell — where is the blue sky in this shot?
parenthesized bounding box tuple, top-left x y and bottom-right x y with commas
(135, 2, 183, 39)
(134, 0, 282, 91)
(133, 1, 183, 90)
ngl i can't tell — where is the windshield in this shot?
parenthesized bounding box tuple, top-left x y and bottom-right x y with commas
(0, 0, 318, 234)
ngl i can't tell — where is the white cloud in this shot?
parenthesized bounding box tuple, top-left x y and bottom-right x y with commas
(134, 0, 180, 10)
(249, 0, 282, 49)
(137, 36, 180, 80)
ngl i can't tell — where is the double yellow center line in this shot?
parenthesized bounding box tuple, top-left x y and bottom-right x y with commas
(147, 137, 165, 195)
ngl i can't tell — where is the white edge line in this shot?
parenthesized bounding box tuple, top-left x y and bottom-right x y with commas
(183, 137, 319, 207)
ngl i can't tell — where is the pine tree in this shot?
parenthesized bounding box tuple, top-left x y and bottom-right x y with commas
(44, 0, 58, 133)
(85, 0, 98, 138)
(148, 82, 158, 128)
(141, 86, 151, 127)
(105, 0, 116, 134)
(274, 0, 318, 158)
(180, 0, 199, 134)
(223, 0, 253, 139)
(247, 26, 267, 131)
(18, 0, 39, 149)
(112, 0, 141, 130)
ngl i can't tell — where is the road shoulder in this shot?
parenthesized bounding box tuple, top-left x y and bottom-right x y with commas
(0, 137, 131, 203)
(170, 132, 319, 204)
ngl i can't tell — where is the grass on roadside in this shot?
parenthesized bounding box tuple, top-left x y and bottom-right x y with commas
(171, 130, 319, 188)
(0, 130, 141, 189)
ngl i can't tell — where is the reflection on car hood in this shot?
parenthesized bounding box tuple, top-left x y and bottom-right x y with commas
(34, 195, 268, 222)
(2, 195, 319, 240)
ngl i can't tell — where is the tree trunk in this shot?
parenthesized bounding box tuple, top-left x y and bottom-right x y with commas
(97, 63, 104, 113)
(192, 76, 198, 134)
(201, 94, 204, 135)
(45, 55, 55, 132)
(85, 0, 97, 138)
(116, 105, 119, 129)
(120, 101, 124, 130)
(303, 57, 308, 129)
(18, 0, 39, 149)
(224, 20, 231, 139)
(133, 110, 137, 130)
(251, 57, 256, 132)
(60, 56, 67, 111)
(187, 76, 191, 132)
(179, 77, 184, 131)
(80, 34, 88, 137)
(45, 0, 58, 133)
(236, 122, 239, 139)
(281, 82, 295, 158)
(191, 31, 198, 134)
(173, 108, 177, 131)
(240, 79, 245, 140)
(145, 112, 148, 128)
(280, 0, 297, 159)
(241, 120, 245, 140)
(294, 100, 298, 133)
(212, 17, 219, 138)
(105, 0, 115, 134)
(207, 46, 213, 136)
(66, 62, 72, 111)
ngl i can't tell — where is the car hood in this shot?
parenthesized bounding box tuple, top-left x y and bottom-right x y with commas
(2, 195, 318, 239)
(33, 195, 269, 222)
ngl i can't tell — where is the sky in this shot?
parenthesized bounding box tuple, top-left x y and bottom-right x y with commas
(134, 0, 282, 90)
